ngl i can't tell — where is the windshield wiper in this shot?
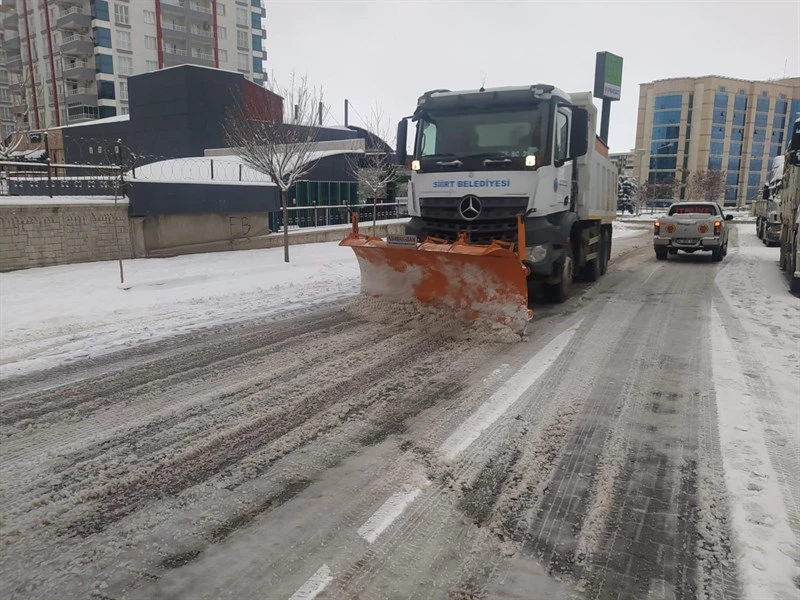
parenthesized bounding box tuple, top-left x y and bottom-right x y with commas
(422, 153, 464, 167)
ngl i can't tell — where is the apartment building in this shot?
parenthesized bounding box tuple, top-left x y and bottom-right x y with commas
(634, 75, 800, 206)
(0, 0, 266, 129)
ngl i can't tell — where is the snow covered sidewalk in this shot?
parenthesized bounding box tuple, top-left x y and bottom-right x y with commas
(0, 242, 360, 377)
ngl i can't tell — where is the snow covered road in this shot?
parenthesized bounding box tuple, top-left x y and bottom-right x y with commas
(1, 224, 797, 599)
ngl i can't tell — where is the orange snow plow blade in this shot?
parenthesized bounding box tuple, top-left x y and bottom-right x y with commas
(340, 215, 533, 334)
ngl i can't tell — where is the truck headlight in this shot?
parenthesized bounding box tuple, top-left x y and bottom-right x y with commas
(525, 155, 537, 168)
(529, 245, 548, 263)
(411, 160, 420, 171)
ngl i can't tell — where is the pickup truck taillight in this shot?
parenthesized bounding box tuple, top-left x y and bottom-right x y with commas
(714, 221, 721, 236)
(654, 221, 660, 235)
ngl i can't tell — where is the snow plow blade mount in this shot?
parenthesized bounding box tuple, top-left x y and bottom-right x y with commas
(340, 215, 533, 335)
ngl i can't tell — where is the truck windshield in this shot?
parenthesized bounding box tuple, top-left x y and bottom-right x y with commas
(416, 106, 548, 161)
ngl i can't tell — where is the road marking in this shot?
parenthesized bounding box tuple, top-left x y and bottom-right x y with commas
(357, 488, 423, 544)
(643, 263, 661, 284)
(288, 564, 333, 600)
(438, 320, 582, 461)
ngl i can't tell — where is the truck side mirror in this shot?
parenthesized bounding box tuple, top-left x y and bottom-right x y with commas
(396, 119, 408, 166)
(569, 108, 589, 159)
(763, 185, 770, 200)
(725, 214, 734, 221)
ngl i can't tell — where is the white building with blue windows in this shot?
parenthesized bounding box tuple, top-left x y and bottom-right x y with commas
(1, 0, 266, 130)
(634, 75, 800, 206)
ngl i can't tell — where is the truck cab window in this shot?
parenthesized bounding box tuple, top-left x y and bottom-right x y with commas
(418, 121, 437, 156)
(555, 111, 569, 162)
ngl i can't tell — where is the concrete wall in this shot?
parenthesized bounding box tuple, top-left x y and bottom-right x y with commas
(0, 201, 132, 271)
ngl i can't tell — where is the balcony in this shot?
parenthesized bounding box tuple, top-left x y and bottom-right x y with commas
(189, 2, 213, 15)
(6, 54, 23, 73)
(162, 21, 187, 36)
(67, 104, 98, 124)
(5, 36, 20, 52)
(60, 33, 93, 56)
(161, 0, 186, 13)
(56, 6, 91, 31)
(3, 11, 19, 29)
(65, 87, 98, 107)
(191, 48, 214, 61)
(62, 59, 95, 81)
(189, 23, 214, 39)
(163, 46, 189, 57)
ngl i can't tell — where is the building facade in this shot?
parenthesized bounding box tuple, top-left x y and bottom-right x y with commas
(634, 76, 800, 206)
(0, 0, 266, 130)
(609, 150, 635, 178)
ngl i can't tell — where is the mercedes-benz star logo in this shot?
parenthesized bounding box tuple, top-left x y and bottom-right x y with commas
(458, 195, 482, 221)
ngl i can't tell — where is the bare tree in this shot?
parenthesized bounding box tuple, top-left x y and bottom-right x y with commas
(687, 169, 726, 202)
(345, 105, 399, 234)
(224, 73, 323, 263)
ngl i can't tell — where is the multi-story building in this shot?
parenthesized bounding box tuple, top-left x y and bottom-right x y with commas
(609, 150, 635, 179)
(0, 0, 266, 129)
(0, 3, 15, 138)
(634, 75, 800, 206)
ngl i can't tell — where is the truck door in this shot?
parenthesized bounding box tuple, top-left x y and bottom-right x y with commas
(553, 108, 573, 210)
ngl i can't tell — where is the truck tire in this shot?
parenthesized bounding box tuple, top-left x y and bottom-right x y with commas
(655, 247, 668, 261)
(543, 248, 573, 303)
(712, 247, 724, 262)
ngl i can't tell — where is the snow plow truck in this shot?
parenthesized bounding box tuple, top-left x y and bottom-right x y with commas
(341, 83, 617, 334)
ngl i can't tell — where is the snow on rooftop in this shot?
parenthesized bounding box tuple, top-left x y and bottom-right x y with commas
(56, 114, 131, 129)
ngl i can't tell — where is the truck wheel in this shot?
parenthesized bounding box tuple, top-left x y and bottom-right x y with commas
(543, 249, 573, 303)
(712, 248, 724, 262)
(655, 247, 668, 261)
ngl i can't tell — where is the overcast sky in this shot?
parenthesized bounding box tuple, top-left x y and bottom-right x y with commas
(264, 0, 799, 153)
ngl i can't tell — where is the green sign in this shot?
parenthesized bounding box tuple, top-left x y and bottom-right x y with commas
(594, 52, 623, 101)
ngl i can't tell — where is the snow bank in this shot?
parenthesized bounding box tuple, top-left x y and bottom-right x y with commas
(0, 242, 360, 377)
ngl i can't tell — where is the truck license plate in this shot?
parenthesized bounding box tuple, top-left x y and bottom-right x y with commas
(677, 238, 696, 244)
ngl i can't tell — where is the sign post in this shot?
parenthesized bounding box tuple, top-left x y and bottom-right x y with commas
(593, 51, 624, 146)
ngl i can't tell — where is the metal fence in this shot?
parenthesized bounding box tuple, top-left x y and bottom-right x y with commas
(0, 160, 122, 197)
(270, 201, 408, 232)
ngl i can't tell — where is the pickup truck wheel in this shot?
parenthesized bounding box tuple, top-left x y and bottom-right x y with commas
(655, 247, 668, 261)
(543, 249, 573, 303)
(712, 248, 724, 262)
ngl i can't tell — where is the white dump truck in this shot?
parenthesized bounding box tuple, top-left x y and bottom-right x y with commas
(341, 82, 617, 333)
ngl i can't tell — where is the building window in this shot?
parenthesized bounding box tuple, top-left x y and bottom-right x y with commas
(253, 56, 263, 74)
(217, 26, 227, 40)
(708, 156, 722, 170)
(118, 56, 133, 75)
(146, 60, 158, 71)
(775, 99, 788, 115)
(727, 158, 740, 173)
(654, 95, 682, 110)
(96, 54, 114, 73)
(94, 26, 112, 48)
(145, 35, 157, 50)
(652, 110, 681, 126)
(0, 88, 9, 102)
(117, 30, 131, 51)
(97, 80, 116, 100)
(90, 0, 110, 20)
(144, 10, 156, 24)
(114, 3, 130, 25)
(750, 158, 763, 172)
(252, 34, 262, 51)
(729, 142, 742, 156)
(237, 52, 249, 71)
(752, 142, 765, 157)
(731, 112, 745, 126)
(99, 106, 117, 119)
(709, 141, 724, 155)
(711, 125, 725, 140)
(120, 80, 128, 101)
(756, 97, 770, 113)
(218, 2, 226, 16)
(251, 0, 261, 6)
(219, 49, 228, 62)
(0, 107, 12, 121)
(251, 11, 260, 28)
(651, 126, 680, 140)
(734, 96, 746, 111)
(237, 30, 249, 49)
(236, 7, 248, 26)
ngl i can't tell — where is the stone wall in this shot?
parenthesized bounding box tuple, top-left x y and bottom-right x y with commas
(0, 201, 132, 271)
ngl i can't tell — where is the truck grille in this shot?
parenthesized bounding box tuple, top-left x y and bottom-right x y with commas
(419, 196, 528, 245)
